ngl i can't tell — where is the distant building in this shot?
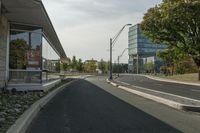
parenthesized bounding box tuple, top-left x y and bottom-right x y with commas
(84, 59, 98, 73)
(128, 24, 167, 73)
(84, 59, 98, 66)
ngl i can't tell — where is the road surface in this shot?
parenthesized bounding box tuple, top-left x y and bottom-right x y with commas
(117, 74, 200, 100)
(26, 76, 200, 133)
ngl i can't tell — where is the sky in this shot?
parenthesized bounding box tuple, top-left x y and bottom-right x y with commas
(42, 0, 162, 63)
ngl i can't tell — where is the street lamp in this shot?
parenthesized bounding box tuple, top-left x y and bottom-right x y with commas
(110, 24, 132, 80)
(117, 48, 129, 77)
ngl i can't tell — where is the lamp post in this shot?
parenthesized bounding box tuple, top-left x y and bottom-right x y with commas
(0, 0, 2, 15)
(109, 24, 132, 80)
(117, 48, 129, 77)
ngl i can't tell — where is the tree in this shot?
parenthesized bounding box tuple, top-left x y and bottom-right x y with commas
(63, 58, 71, 71)
(71, 56, 77, 70)
(98, 59, 106, 73)
(76, 59, 84, 72)
(141, 0, 200, 80)
(157, 47, 187, 75)
(144, 61, 155, 74)
(105, 61, 110, 74)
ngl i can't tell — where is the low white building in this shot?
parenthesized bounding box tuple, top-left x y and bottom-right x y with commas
(0, 0, 67, 91)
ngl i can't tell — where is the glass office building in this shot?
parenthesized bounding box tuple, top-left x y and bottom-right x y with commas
(0, 0, 67, 90)
(128, 24, 167, 73)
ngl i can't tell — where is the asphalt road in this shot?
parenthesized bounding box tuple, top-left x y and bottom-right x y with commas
(26, 76, 200, 133)
(117, 74, 200, 100)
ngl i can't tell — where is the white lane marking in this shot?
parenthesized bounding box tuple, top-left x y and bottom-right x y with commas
(192, 89, 200, 92)
(115, 80, 200, 103)
(154, 83, 163, 86)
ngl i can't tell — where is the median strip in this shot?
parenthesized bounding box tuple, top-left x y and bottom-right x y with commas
(107, 79, 200, 112)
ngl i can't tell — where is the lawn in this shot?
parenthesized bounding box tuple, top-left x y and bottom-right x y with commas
(158, 73, 200, 83)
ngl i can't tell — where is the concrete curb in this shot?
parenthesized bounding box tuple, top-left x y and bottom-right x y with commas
(143, 75, 200, 87)
(106, 79, 200, 112)
(6, 80, 77, 133)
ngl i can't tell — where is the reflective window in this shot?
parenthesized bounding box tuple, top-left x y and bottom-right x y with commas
(9, 31, 42, 70)
(42, 37, 60, 72)
(42, 37, 60, 82)
(9, 31, 29, 69)
(9, 24, 42, 83)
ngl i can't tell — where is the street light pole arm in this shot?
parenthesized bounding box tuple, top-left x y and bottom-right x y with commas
(112, 24, 132, 47)
(109, 24, 132, 80)
(119, 48, 128, 58)
(112, 25, 126, 47)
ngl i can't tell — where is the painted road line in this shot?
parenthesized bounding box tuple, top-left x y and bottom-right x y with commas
(107, 79, 200, 112)
(117, 85, 200, 112)
(154, 83, 163, 86)
(192, 89, 200, 92)
(115, 79, 200, 103)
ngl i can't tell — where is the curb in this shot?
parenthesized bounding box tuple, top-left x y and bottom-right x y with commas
(143, 75, 200, 87)
(6, 80, 77, 133)
(106, 79, 200, 112)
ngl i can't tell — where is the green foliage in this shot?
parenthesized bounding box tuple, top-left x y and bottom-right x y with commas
(158, 48, 198, 75)
(141, 0, 200, 79)
(62, 56, 84, 72)
(106, 61, 110, 73)
(63, 58, 71, 71)
(9, 39, 29, 69)
(144, 61, 155, 74)
(76, 59, 84, 72)
(71, 56, 77, 70)
(98, 59, 106, 73)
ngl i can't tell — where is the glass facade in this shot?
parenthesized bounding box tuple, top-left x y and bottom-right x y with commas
(42, 37, 60, 82)
(128, 24, 167, 73)
(9, 24, 60, 84)
(9, 24, 42, 83)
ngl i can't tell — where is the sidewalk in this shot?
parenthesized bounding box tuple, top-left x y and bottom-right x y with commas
(107, 79, 200, 112)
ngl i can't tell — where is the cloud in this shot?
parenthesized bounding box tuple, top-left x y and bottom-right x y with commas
(44, 0, 161, 27)
(42, 0, 162, 62)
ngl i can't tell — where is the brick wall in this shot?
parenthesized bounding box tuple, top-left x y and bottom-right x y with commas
(0, 14, 8, 89)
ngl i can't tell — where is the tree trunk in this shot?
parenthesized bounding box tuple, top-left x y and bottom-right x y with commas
(198, 66, 200, 81)
(192, 57, 200, 81)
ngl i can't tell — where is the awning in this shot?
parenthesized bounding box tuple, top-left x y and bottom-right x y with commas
(2, 0, 67, 60)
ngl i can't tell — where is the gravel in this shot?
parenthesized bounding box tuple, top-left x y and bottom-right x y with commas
(0, 78, 74, 133)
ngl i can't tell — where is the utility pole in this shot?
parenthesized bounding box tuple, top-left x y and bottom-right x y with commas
(117, 56, 119, 77)
(109, 24, 132, 80)
(110, 38, 113, 80)
(137, 54, 139, 74)
(0, 0, 2, 15)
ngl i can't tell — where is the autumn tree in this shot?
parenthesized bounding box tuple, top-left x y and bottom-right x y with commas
(141, 0, 200, 80)
(84, 60, 97, 73)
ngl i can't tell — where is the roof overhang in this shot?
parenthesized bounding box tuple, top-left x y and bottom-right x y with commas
(2, 0, 67, 60)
